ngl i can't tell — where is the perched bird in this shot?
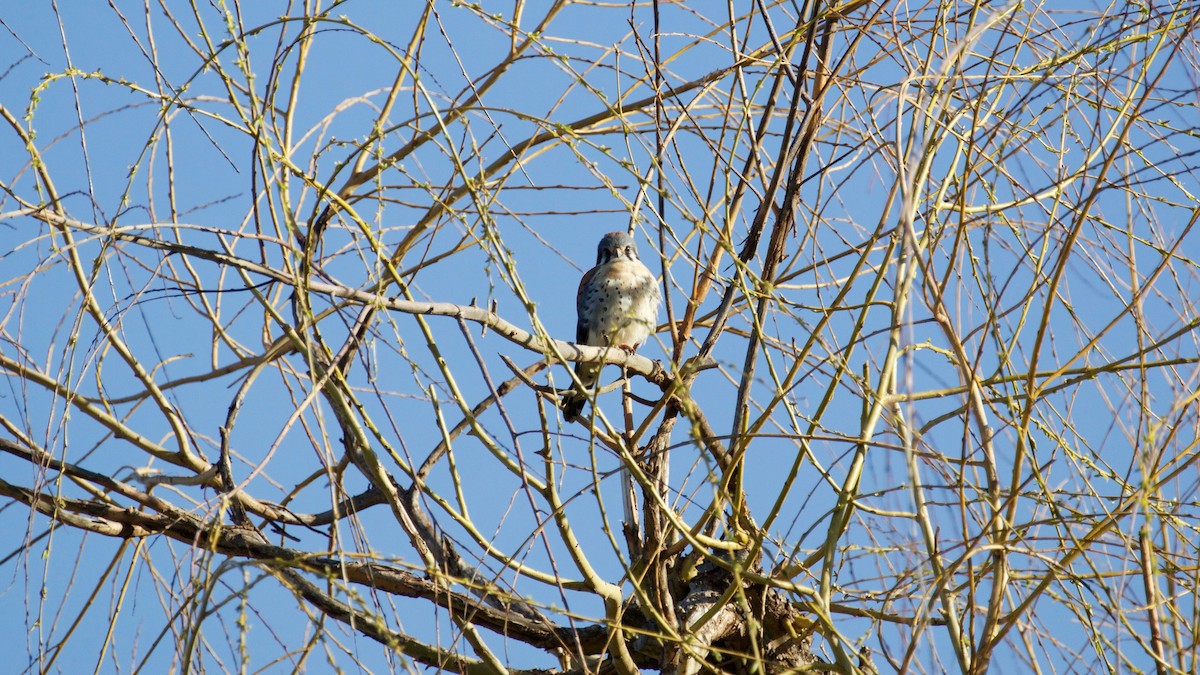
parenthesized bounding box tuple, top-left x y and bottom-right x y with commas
(563, 231, 661, 422)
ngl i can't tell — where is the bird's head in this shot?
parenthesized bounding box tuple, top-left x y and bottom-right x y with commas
(595, 231, 640, 265)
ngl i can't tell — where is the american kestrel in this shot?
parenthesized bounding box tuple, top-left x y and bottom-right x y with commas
(563, 231, 661, 421)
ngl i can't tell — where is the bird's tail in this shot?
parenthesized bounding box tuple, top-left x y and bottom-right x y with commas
(562, 363, 600, 422)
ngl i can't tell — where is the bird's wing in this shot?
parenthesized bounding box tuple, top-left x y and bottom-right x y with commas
(575, 266, 598, 344)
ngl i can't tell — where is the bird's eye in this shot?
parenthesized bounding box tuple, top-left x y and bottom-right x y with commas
(625, 246, 634, 257)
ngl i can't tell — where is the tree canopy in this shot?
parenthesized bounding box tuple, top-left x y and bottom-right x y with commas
(2, 1, 1199, 673)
